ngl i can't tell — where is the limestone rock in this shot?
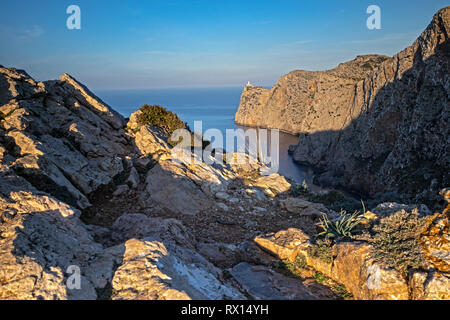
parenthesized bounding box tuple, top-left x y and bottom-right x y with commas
(280, 198, 331, 217)
(410, 271, 450, 300)
(140, 160, 214, 216)
(420, 194, 450, 273)
(251, 174, 292, 195)
(59, 73, 125, 129)
(133, 125, 171, 156)
(111, 213, 196, 249)
(111, 238, 245, 300)
(0, 178, 102, 300)
(0, 67, 130, 209)
(229, 262, 317, 300)
(254, 228, 310, 263)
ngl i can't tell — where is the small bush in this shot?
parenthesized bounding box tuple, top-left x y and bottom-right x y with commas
(314, 271, 329, 283)
(332, 283, 353, 300)
(290, 181, 309, 197)
(136, 104, 188, 138)
(371, 210, 427, 276)
(307, 239, 333, 264)
(274, 254, 310, 278)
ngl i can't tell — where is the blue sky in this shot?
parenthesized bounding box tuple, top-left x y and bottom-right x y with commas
(0, 0, 448, 89)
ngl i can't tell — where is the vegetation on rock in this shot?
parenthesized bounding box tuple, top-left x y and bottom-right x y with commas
(307, 239, 333, 264)
(135, 104, 188, 140)
(371, 210, 428, 276)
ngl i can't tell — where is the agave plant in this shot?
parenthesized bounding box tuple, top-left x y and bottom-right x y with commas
(317, 209, 365, 240)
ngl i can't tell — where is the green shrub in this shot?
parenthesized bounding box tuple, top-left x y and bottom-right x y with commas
(314, 271, 329, 283)
(274, 254, 310, 278)
(290, 181, 309, 197)
(307, 239, 333, 264)
(371, 210, 427, 276)
(136, 104, 188, 138)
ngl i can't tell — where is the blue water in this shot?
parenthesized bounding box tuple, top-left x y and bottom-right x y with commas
(96, 87, 314, 184)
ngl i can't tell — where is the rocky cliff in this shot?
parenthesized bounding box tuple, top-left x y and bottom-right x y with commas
(235, 7, 450, 206)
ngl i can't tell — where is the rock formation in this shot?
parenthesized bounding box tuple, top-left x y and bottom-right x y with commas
(235, 7, 450, 206)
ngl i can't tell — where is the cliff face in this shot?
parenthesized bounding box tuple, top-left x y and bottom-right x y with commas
(235, 7, 450, 204)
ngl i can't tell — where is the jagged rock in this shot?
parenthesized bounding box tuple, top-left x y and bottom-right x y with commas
(251, 174, 292, 195)
(410, 270, 450, 300)
(229, 262, 317, 300)
(420, 191, 450, 273)
(140, 160, 215, 216)
(111, 238, 245, 300)
(133, 125, 171, 156)
(111, 213, 196, 250)
(252, 226, 448, 300)
(280, 198, 331, 217)
(254, 228, 310, 263)
(0, 67, 130, 209)
(113, 184, 129, 197)
(0, 176, 102, 300)
(235, 7, 450, 205)
(332, 243, 409, 300)
(59, 73, 125, 129)
(126, 167, 139, 189)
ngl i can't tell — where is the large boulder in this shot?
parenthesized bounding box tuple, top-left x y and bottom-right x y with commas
(111, 238, 245, 300)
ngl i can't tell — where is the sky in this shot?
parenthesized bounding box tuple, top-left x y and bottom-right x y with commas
(0, 0, 448, 90)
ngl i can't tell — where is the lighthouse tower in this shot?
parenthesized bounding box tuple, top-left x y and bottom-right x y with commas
(246, 81, 252, 87)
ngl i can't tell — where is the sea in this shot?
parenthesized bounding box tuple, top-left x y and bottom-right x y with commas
(96, 87, 314, 184)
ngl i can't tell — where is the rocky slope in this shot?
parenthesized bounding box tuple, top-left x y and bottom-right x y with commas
(235, 7, 449, 206)
(0, 66, 341, 299)
(0, 59, 449, 298)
